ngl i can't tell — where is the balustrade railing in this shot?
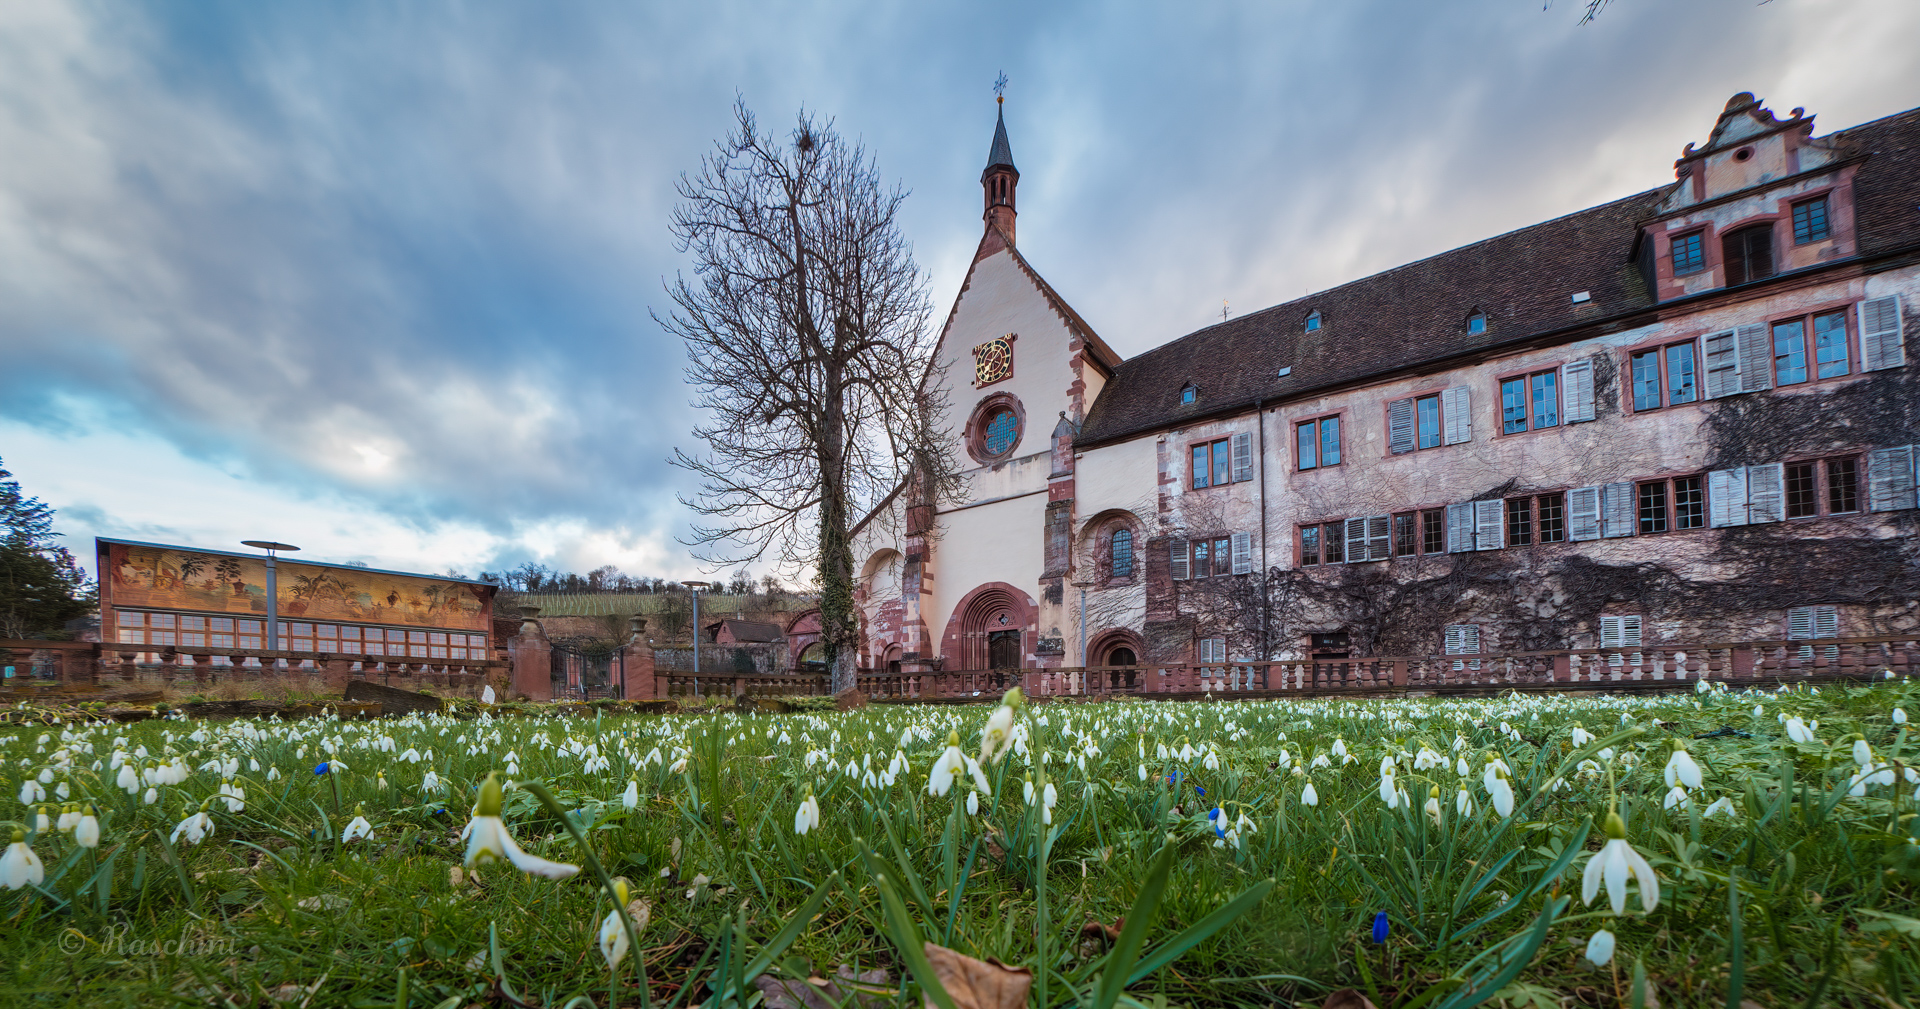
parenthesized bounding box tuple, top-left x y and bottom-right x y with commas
(0, 639, 506, 694)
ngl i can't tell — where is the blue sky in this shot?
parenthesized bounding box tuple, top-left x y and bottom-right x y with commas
(2, 0, 1915, 582)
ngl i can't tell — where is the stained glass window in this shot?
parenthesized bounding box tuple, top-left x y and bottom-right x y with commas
(983, 408, 1019, 456)
(1110, 529, 1133, 578)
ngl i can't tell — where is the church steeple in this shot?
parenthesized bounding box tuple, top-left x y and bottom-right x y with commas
(982, 98, 1019, 246)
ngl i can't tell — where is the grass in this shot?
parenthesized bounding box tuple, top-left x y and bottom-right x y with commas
(0, 679, 1914, 1008)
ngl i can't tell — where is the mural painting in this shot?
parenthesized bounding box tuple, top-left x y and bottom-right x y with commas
(106, 544, 489, 632)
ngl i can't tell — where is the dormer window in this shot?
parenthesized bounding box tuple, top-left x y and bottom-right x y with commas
(1305, 310, 1322, 333)
(1723, 223, 1775, 285)
(1672, 231, 1706, 275)
(1467, 310, 1487, 335)
(1792, 196, 1830, 244)
(1180, 383, 1199, 405)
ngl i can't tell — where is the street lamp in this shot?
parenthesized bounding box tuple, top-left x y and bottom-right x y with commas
(682, 581, 712, 675)
(241, 540, 300, 652)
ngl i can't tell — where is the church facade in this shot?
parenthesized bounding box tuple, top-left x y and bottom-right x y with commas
(851, 93, 1920, 675)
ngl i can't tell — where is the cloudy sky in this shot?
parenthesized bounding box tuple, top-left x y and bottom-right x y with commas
(2, 0, 1916, 582)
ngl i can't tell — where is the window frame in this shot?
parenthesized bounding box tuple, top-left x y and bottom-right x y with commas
(1779, 455, 1862, 519)
(1623, 336, 1702, 414)
(1189, 437, 1233, 490)
(1670, 229, 1706, 276)
(1766, 305, 1857, 387)
(1791, 194, 1831, 245)
(1295, 413, 1343, 471)
(1497, 493, 1569, 547)
(1495, 365, 1564, 435)
(1721, 221, 1777, 286)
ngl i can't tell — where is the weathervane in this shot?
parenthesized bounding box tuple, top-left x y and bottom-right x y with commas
(1221, 300, 1230, 322)
(994, 72, 1008, 103)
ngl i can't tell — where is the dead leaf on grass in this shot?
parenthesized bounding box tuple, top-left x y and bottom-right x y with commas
(755, 965, 891, 1009)
(922, 942, 1032, 1009)
(1321, 990, 1379, 1009)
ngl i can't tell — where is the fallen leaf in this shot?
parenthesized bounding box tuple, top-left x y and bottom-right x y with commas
(296, 895, 349, 912)
(627, 897, 652, 933)
(922, 942, 1032, 1009)
(1321, 990, 1379, 1009)
(756, 966, 891, 1009)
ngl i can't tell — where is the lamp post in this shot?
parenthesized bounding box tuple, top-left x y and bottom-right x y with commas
(682, 581, 712, 675)
(241, 540, 300, 653)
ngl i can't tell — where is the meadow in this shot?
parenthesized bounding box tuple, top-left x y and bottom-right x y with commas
(0, 679, 1915, 1009)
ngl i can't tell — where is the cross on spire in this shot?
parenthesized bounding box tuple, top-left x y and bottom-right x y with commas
(993, 72, 1008, 103)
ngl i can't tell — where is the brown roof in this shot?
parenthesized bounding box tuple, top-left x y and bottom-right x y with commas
(707, 618, 785, 643)
(1079, 105, 1920, 447)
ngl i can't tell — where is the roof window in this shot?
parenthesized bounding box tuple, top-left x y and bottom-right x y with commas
(1180, 383, 1199, 405)
(1467, 310, 1487, 335)
(1571, 291, 1592, 304)
(1305, 310, 1322, 333)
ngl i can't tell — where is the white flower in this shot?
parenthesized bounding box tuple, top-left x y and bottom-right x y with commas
(1663, 748, 1703, 789)
(0, 831, 43, 890)
(966, 789, 980, 815)
(1785, 716, 1815, 744)
(979, 694, 1020, 765)
(1895, 708, 1908, 725)
(1662, 785, 1691, 810)
(1584, 929, 1616, 967)
(1484, 770, 1514, 818)
(1703, 796, 1738, 818)
(172, 810, 214, 846)
(793, 793, 821, 836)
(599, 906, 629, 968)
(1582, 812, 1659, 916)
(622, 780, 640, 811)
(964, 756, 992, 796)
(1570, 725, 1594, 746)
(1853, 739, 1873, 768)
(1424, 789, 1444, 828)
(928, 731, 967, 797)
(423, 769, 443, 793)
(17, 780, 43, 805)
(1456, 788, 1475, 817)
(463, 774, 580, 880)
(1301, 782, 1319, 807)
(342, 812, 374, 843)
(75, 808, 99, 849)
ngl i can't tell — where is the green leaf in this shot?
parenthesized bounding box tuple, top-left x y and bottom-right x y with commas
(1125, 877, 1274, 986)
(1093, 838, 1176, 1009)
(1431, 895, 1567, 1009)
(742, 872, 840, 982)
(863, 839, 957, 1009)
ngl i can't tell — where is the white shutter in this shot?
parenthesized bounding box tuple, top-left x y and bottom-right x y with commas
(1366, 515, 1391, 561)
(1746, 463, 1785, 523)
(1861, 296, 1905, 372)
(1474, 499, 1503, 551)
(1708, 468, 1749, 527)
(1786, 606, 1814, 640)
(1601, 481, 1635, 538)
(1446, 503, 1475, 553)
(1568, 486, 1603, 541)
(1170, 538, 1188, 581)
(1444, 624, 1480, 655)
(1562, 359, 1596, 423)
(1230, 531, 1252, 575)
(1868, 446, 1917, 512)
(1598, 616, 1622, 649)
(1813, 605, 1838, 640)
(1346, 517, 1369, 562)
(1736, 322, 1773, 392)
(1442, 386, 1472, 445)
(1231, 432, 1254, 482)
(1387, 398, 1416, 455)
(1703, 329, 1741, 399)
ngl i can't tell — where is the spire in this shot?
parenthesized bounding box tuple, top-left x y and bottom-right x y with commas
(981, 96, 1020, 245)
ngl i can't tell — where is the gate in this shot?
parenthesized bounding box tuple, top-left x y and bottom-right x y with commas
(551, 642, 627, 701)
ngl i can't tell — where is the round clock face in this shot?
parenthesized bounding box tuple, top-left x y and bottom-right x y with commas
(973, 335, 1013, 386)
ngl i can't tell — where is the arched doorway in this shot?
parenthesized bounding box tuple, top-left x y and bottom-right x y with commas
(988, 630, 1021, 670)
(941, 582, 1038, 690)
(1089, 630, 1146, 691)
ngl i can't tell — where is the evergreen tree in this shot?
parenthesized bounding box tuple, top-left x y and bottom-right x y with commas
(0, 459, 93, 639)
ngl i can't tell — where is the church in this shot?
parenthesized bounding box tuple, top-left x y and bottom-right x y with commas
(850, 92, 1920, 678)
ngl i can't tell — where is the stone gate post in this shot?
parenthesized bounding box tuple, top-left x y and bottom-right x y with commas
(507, 606, 553, 702)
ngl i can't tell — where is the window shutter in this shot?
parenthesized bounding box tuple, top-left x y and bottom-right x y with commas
(1598, 615, 1622, 649)
(1567, 486, 1603, 541)
(1474, 499, 1503, 550)
(1444, 624, 1480, 655)
(1736, 322, 1773, 392)
(1601, 481, 1635, 538)
(1231, 432, 1254, 482)
(1562, 358, 1596, 423)
(1708, 467, 1749, 527)
(1170, 538, 1189, 581)
(1230, 531, 1252, 575)
(1746, 462, 1785, 523)
(1868, 445, 1917, 512)
(1786, 606, 1813, 640)
(1345, 517, 1369, 562)
(1703, 329, 1741, 399)
(1619, 615, 1643, 648)
(1366, 515, 1391, 560)
(1442, 386, 1472, 445)
(1813, 605, 1838, 640)
(1861, 296, 1905, 372)
(1446, 502, 1475, 553)
(1387, 398, 1415, 455)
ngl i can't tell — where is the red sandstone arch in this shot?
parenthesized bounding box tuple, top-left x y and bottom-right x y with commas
(939, 581, 1037, 671)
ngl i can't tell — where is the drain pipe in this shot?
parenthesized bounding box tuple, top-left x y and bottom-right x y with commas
(1256, 400, 1269, 659)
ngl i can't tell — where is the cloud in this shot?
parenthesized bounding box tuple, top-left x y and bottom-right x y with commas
(0, 0, 1914, 579)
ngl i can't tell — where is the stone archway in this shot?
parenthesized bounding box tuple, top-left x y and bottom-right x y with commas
(1088, 628, 1147, 690)
(939, 582, 1038, 673)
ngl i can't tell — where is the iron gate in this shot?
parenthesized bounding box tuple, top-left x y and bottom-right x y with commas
(551, 643, 627, 701)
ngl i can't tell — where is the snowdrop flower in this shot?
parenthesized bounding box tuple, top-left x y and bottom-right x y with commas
(1853, 738, 1873, 768)
(669, 756, 688, 774)
(793, 789, 821, 836)
(1330, 738, 1348, 759)
(172, 807, 215, 846)
(1662, 785, 1691, 810)
(462, 773, 580, 880)
(0, 830, 43, 890)
(1703, 796, 1738, 818)
(928, 730, 967, 797)
(1378, 766, 1401, 809)
(423, 769, 443, 793)
(1663, 745, 1703, 789)
(966, 789, 980, 815)
(1895, 708, 1908, 726)
(1570, 724, 1594, 747)
(1301, 781, 1319, 807)
(1137, 763, 1148, 782)
(1584, 929, 1616, 967)
(32, 807, 49, 833)
(1484, 768, 1515, 818)
(1582, 811, 1659, 916)
(342, 807, 374, 843)
(75, 806, 99, 849)
(1456, 787, 1475, 817)
(979, 690, 1022, 764)
(116, 762, 139, 795)
(599, 879, 632, 969)
(1455, 756, 1471, 777)
(17, 780, 43, 805)
(1785, 716, 1816, 744)
(1424, 786, 1444, 828)
(1413, 746, 1444, 771)
(143, 787, 158, 805)
(622, 780, 639, 811)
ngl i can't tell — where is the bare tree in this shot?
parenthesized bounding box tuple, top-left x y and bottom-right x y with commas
(662, 100, 960, 693)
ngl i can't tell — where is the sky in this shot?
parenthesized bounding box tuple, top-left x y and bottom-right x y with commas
(2, 0, 1917, 583)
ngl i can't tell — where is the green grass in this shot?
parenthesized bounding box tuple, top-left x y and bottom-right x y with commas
(0, 680, 1915, 1008)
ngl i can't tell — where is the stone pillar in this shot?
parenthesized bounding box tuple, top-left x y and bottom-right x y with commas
(507, 606, 553, 702)
(623, 616, 656, 699)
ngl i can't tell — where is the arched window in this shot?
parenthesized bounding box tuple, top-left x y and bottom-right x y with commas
(1110, 528, 1134, 578)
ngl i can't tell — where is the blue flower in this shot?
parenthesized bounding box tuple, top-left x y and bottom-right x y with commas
(313, 762, 331, 775)
(1208, 806, 1222, 820)
(1372, 911, 1389, 943)
(1194, 786, 1207, 797)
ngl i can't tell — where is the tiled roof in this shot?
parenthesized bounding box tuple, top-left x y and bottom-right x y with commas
(984, 106, 1016, 177)
(709, 618, 786, 643)
(1079, 105, 1920, 447)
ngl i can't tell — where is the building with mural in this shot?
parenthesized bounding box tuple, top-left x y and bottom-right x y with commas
(851, 92, 1920, 674)
(98, 538, 495, 661)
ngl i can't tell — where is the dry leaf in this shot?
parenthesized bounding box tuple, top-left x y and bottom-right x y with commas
(627, 897, 652, 933)
(756, 966, 890, 1009)
(922, 942, 1032, 1009)
(1321, 990, 1379, 1009)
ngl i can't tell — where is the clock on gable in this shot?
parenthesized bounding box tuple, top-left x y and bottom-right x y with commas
(972, 333, 1016, 387)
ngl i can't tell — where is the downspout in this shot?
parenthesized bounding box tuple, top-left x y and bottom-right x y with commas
(1255, 400, 1268, 660)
